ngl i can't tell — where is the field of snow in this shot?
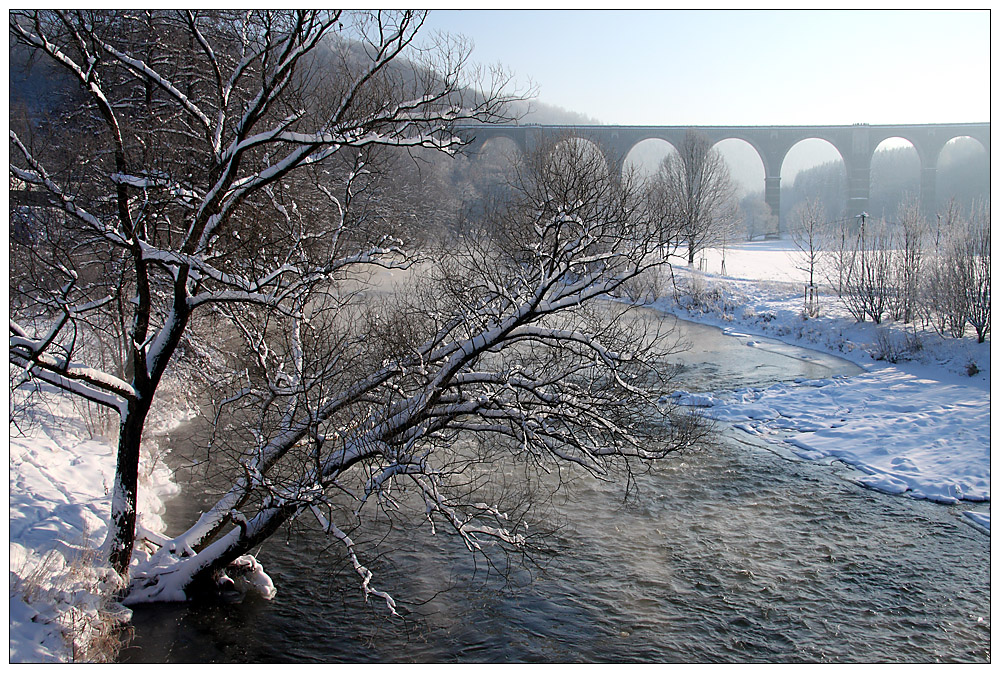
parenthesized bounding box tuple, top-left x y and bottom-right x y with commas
(8, 238, 990, 661)
(690, 238, 809, 283)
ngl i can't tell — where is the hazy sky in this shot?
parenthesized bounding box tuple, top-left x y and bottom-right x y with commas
(422, 9, 990, 127)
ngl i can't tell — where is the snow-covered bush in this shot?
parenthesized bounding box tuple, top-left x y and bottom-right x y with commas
(675, 274, 743, 319)
(871, 326, 924, 363)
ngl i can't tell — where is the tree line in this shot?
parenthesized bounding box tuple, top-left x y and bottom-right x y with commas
(790, 198, 990, 343)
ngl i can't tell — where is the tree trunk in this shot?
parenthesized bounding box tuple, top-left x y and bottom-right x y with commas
(106, 397, 151, 577)
(126, 502, 301, 602)
(188, 503, 299, 592)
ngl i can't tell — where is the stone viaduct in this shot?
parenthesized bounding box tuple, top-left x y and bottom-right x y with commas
(455, 122, 989, 235)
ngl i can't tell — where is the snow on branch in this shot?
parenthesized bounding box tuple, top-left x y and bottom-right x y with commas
(93, 39, 213, 135)
(9, 132, 127, 246)
(410, 473, 526, 551)
(310, 508, 398, 615)
(9, 321, 135, 414)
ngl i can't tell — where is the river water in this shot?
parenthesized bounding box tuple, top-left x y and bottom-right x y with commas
(119, 315, 990, 663)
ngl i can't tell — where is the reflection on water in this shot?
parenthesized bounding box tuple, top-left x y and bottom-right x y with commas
(119, 316, 986, 663)
(648, 311, 863, 392)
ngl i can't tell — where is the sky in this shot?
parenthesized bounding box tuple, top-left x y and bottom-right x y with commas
(422, 9, 990, 127)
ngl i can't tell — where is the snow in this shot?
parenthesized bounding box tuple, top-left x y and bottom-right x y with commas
(653, 238, 990, 527)
(7, 237, 989, 661)
(9, 380, 192, 662)
(673, 370, 989, 504)
(965, 511, 991, 530)
(700, 239, 809, 283)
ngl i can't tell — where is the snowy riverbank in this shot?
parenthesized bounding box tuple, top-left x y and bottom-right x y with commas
(651, 239, 990, 528)
(9, 382, 193, 662)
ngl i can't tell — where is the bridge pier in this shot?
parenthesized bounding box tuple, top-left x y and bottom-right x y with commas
(764, 175, 781, 236)
(845, 162, 871, 223)
(920, 166, 938, 216)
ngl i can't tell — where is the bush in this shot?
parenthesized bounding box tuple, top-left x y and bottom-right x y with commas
(871, 326, 923, 364)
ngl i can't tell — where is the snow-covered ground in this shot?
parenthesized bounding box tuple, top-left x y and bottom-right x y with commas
(7, 238, 990, 661)
(655, 239, 990, 526)
(9, 381, 192, 662)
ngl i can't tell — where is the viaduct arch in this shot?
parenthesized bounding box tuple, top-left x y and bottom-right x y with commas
(456, 123, 990, 235)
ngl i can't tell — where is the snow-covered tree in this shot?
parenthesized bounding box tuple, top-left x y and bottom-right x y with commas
(9, 10, 703, 604)
(9, 8, 518, 579)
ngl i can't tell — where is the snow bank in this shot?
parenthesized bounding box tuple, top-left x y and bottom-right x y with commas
(658, 240, 990, 515)
(9, 382, 192, 662)
(964, 511, 991, 531)
(674, 368, 989, 504)
(10, 393, 119, 662)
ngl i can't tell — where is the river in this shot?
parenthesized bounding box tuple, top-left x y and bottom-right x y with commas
(119, 314, 990, 663)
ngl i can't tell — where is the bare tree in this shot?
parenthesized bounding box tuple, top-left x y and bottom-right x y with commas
(790, 198, 825, 317)
(889, 198, 925, 323)
(950, 201, 990, 343)
(9, 11, 704, 605)
(648, 130, 740, 266)
(915, 200, 989, 343)
(823, 217, 853, 299)
(921, 201, 966, 337)
(790, 198, 825, 289)
(833, 213, 895, 324)
(9, 9, 520, 579)
(739, 195, 777, 242)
